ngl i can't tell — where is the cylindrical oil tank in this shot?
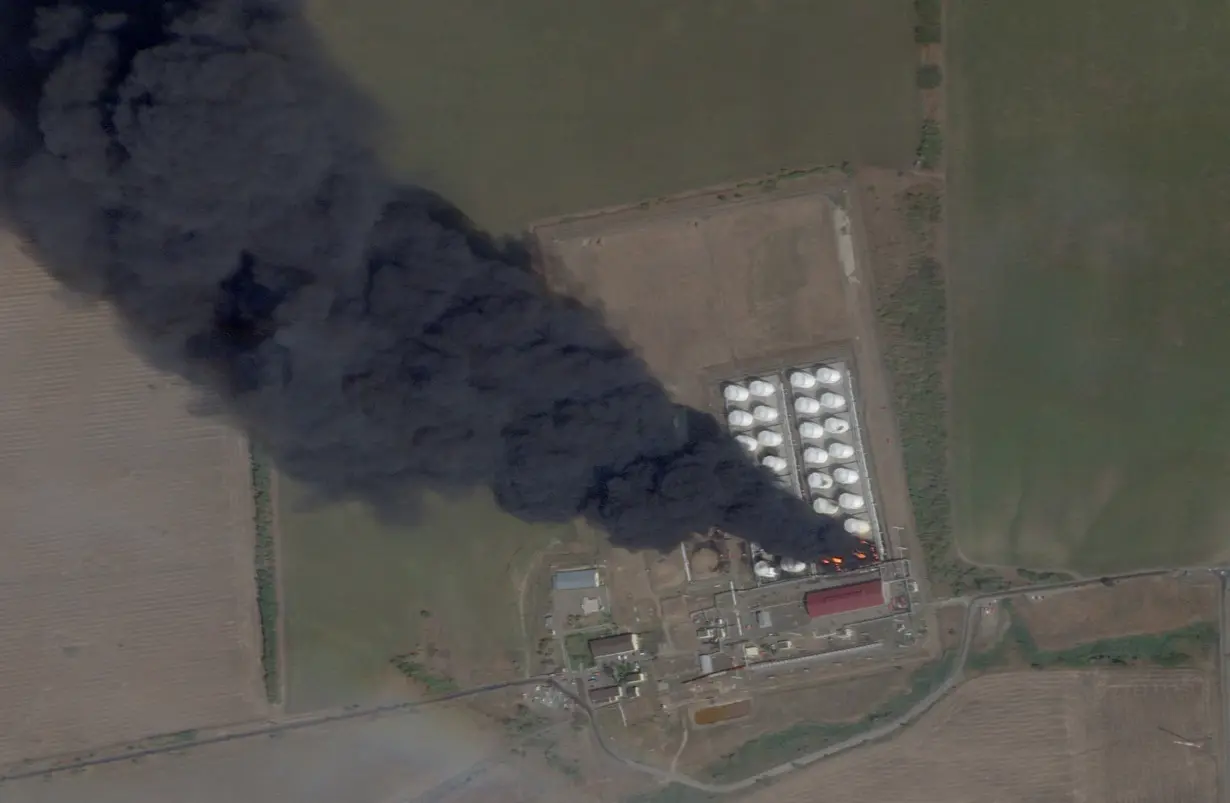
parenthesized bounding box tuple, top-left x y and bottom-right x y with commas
(828, 442, 855, 461)
(752, 405, 779, 423)
(819, 392, 847, 410)
(748, 379, 775, 397)
(807, 472, 834, 491)
(735, 434, 759, 453)
(813, 497, 840, 516)
(756, 430, 784, 447)
(794, 397, 821, 415)
(838, 492, 865, 511)
(816, 366, 843, 384)
(802, 447, 830, 465)
(823, 416, 850, 434)
(798, 421, 825, 439)
(780, 558, 808, 574)
(833, 467, 861, 485)
(789, 371, 817, 390)
(761, 455, 788, 473)
(723, 384, 750, 402)
(728, 410, 754, 428)
(844, 518, 872, 536)
(753, 560, 781, 580)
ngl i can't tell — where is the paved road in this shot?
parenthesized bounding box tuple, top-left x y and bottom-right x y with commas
(572, 565, 1188, 795)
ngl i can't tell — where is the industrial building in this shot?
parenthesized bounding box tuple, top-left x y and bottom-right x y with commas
(589, 685, 623, 707)
(589, 632, 641, 660)
(804, 580, 884, 618)
(553, 568, 601, 591)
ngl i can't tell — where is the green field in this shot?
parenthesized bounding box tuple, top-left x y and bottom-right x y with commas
(948, 1, 1230, 573)
(280, 483, 569, 712)
(307, 0, 919, 231)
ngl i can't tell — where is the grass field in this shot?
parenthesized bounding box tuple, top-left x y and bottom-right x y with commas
(948, 1, 1230, 572)
(306, 0, 919, 232)
(279, 483, 570, 712)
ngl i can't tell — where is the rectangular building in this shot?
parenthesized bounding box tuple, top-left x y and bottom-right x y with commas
(804, 580, 884, 618)
(590, 685, 623, 707)
(589, 632, 640, 660)
(553, 568, 601, 591)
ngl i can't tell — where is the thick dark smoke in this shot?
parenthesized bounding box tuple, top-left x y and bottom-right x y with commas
(0, 0, 864, 562)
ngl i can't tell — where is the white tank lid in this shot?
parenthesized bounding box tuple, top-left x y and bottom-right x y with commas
(756, 430, 784, 447)
(838, 492, 865, 511)
(794, 397, 821, 415)
(828, 443, 855, 460)
(761, 455, 788, 473)
(748, 379, 775, 397)
(813, 498, 840, 516)
(789, 371, 817, 389)
(723, 384, 750, 402)
(833, 467, 861, 485)
(819, 392, 847, 410)
(798, 422, 825, 439)
(816, 366, 843, 384)
(728, 410, 754, 428)
(802, 447, 830, 465)
(752, 405, 779, 423)
(807, 472, 834, 490)
(735, 434, 759, 452)
(823, 416, 850, 434)
(844, 518, 872, 535)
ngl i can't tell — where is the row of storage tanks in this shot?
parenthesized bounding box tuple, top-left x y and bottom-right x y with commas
(722, 364, 876, 580)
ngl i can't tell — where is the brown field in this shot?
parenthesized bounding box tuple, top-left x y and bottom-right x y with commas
(1014, 574, 1218, 650)
(693, 699, 752, 726)
(743, 669, 1216, 803)
(0, 237, 265, 766)
(533, 179, 918, 562)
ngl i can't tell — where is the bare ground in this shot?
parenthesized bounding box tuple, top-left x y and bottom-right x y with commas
(0, 236, 266, 767)
(741, 669, 1216, 803)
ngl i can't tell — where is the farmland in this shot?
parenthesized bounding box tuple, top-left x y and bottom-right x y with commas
(737, 670, 1215, 803)
(278, 484, 570, 712)
(948, 0, 1230, 572)
(306, 0, 919, 232)
(0, 237, 266, 766)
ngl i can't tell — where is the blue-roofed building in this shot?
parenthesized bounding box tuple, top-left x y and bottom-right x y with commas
(552, 568, 601, 591)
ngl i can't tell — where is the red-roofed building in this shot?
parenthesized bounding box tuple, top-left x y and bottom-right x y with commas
(804, 580, 884, 618)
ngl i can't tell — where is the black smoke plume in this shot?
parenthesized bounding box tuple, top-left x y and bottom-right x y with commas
(0, 0, 864, 562)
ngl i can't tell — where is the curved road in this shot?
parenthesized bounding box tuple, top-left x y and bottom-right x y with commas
(569, 565, 1185, 794)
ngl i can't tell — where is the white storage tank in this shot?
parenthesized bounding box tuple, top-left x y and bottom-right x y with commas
(780, 558, 808, 575)
(752, 405, 779, 424)
(844, 518, 872, 536)
(794, 397, 821, 415)
(756, 430, 784, 447)
(753, 560, 781, 580)
(823, 416, 851, 435)
(816, 365, 843, 385)
(813, 497, 840, 516)
(802, 447, 830, 465)
(807, 472, 835, 491)
(735, 434, 759, 453)
(728, 410, 754, 428)
(833, 467, 861, 485)
(748, 379, 776, 397)
(819, 392, 847, 411)
(828, 442, 855, 461)
(761, 455, 789, 473)
(789, 371, 817, 389)
(723, 384, 750, 402)
(838, 493, 865, 512)
(798, 421, 825, 439)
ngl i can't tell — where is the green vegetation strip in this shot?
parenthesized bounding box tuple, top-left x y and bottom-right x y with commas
(389, 655, 458, 694)
(970, 601, 1218, 671)
(704, 655, 954, 783)
(249, 446, 280, 704)
(914, 0, 942, 44)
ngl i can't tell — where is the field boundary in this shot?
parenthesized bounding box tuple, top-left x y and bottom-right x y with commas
(249, 445, 282, 706)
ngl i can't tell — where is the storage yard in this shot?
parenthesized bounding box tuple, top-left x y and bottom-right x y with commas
(0, 237, 266, 766)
